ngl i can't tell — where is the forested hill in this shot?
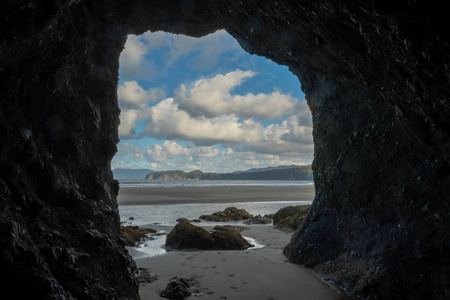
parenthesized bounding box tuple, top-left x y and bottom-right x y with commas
(145, 166, 313, 181)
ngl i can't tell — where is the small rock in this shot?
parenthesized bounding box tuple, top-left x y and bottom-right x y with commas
(243, 215, 272, 225)
(137, 268, 158, 285)
(176, 218, 190, 223)
(160, 277, 192, 299)
(199, 207, 253, 222)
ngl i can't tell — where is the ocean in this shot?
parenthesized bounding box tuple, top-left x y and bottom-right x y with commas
(118, 180, 313, 256)
(118, 180, 313, 226)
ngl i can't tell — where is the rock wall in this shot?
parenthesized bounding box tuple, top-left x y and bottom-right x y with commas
(1, 1, 449, 299)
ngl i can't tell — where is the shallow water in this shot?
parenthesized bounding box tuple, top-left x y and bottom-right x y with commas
(119, 200, 311, 227)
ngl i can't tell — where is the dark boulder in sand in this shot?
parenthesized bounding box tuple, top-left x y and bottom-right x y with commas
(273, 205, 311, 232)
(176, 218, 190, 223)
(199, 207, 253, 222)
(160, 277, 192, 299)
(243, 215, 273, 225)
(211, 231, 253, 250)
(213, 225, 248, 233)
(166, 222, 214, 250)
(166, 223, 252, 250)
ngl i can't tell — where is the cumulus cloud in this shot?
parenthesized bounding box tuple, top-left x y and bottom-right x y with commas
(118, 81, 166, 109)
(112, 140, 312, 172)
(119, 30, 243, 81)
(146, 30, 242, 71)
(138, 97, 312, 155)
(175, 70, 298, 120)
(118, 109, 138, 137)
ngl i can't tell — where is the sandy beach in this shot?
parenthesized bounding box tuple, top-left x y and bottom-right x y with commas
(118, 185, 315, 205)
(119, 184, 352, 299)
(128, 224, 350, 300)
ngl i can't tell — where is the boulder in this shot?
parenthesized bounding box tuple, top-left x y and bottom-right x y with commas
(160, 277, 192, 299)
(165, 222, 214, 250)
(176, 218, 190, 223)
(199, 207, 253, 221)
(136, 268, 158, 285)
(213, 225, 248, 233)
(120, 226, 157, 246)
(243, 215, 272, 225)
(165, 223, 252, 250)
(211, 231, 253, 250)
(273, 205, 311, 232)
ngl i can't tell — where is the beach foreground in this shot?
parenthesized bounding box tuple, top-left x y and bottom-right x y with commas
(128, 224, 351, 300)
(118, 185, 315, 205)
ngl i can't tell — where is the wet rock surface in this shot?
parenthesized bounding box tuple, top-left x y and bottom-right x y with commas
(199, 207, 253, 222)
(273, 205, 311, 232)
(160, 277, 193, 300)
(2, 1, 450, 299)
(121, 225, 157, 246)
(166, 222, 252, 250)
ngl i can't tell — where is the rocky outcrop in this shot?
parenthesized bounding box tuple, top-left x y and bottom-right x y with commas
(199, 207, 253, 222)
(243, 215, 273, 225)
(273, 205, 311, 232)
(160, 277, 193, 300)
(2, 1, 450, 299)
(166, 222, 214, 250)
(166, 222, 252, 250)
(121, 226, 157, 246)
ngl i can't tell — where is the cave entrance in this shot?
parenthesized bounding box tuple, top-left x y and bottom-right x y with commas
(112, 30, 313, 174)
(113, 29, 316, 256)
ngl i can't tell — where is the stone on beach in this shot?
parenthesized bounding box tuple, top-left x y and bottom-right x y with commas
(165, 222, 252, 250)
(213, 225, 248, 233)
(273, 205, 311, 231)
(166, 222, 214, 250)
(160, 277, 192, 299)
(243, 215, 273, 225)
(199, 207, 253, 222)
(120, 226, 157, 246)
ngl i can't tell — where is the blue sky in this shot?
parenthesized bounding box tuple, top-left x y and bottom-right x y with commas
(112, 30, 313, 173)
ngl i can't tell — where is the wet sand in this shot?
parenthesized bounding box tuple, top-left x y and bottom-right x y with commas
(120, 184, 352, 299)
(117, 185, 315, 205)
(130, 224, 350, 300)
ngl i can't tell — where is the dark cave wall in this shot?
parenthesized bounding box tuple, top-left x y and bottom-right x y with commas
(1, 1, 138, 299)
(1, 0, 450, 299)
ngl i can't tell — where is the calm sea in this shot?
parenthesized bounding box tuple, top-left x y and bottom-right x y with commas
(118, 180, 313, 226)
(118, 180, 313, 257)
(118, 179, 313, 188)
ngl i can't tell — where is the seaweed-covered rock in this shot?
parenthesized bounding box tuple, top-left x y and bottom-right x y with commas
(211, 231, 253, 250)
(121, 226, 157, 246)
(213, 225, 247, 233)
(160, 277, 192, 299)
(273, 205, 311, 232)
(199, 207, 253, 221)
(165, 223, 252, 250)
(243, 215, 273, 225)
(165, 222, 214, 250)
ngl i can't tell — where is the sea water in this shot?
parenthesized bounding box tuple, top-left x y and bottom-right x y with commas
(118, 180, 313, 226)
(118, 180, 313, 257)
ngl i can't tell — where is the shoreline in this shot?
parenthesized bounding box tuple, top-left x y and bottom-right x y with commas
(130, 224, 351, 300)
(117, 185, 315, 205)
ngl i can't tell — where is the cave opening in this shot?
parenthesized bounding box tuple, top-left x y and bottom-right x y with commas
(3, 1, 450, 299)
(112, 30, 314, 175)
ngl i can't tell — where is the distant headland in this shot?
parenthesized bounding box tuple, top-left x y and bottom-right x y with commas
(113, 165, 313, 181)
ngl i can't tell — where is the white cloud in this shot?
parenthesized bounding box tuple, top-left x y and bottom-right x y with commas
(119, 30, 243, 81)
(118, 109, 138, 137)
(118, 81, 165, 109)
(138, 96, 312, 156)
(151, 30, 242, 71)
(175, 70, 298, 120)
(112, 140, 312, 173)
